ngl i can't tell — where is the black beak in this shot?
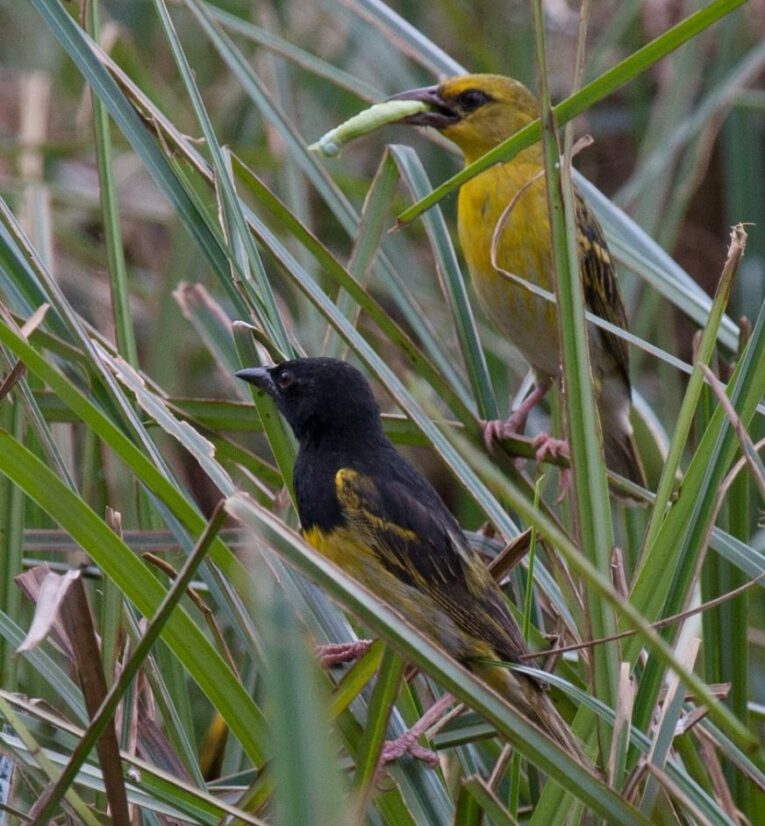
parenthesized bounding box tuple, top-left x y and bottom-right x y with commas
(387, 85, 459, 129)
(236, 366, 275, 395)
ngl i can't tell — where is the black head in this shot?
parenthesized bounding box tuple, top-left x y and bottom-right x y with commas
(236, 357, 385, 446)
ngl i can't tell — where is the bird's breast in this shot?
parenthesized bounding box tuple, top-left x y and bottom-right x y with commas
(293, 449, 345, 533)
(458, 164, 561, 378)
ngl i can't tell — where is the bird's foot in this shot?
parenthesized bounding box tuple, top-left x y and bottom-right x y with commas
(376, 693, 456, 773)
(532, 433, 571, 501)
(481, 409, 529, 466)
(316, 639, 373, 668)
(379, 731, 439, 769)
(532, 433, 569, 464)
(481, 383, 552, 459)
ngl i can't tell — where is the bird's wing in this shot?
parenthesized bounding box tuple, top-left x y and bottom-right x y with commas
(575, 193, 631, 389)
(334, 466, 530, 663)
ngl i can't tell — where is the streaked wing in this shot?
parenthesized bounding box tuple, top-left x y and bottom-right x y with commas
(575, 193, 631, 388)
(334, 466, 530, 663)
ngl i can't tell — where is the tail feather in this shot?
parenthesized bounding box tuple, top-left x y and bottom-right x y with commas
(480, 665, 591, 768)
(603, 427, 646, 492)
(525, 683, 590, 766)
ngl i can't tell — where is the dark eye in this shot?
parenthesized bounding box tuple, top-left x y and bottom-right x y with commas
(457, 89, 491, 112)
(276, 370, 294, 389)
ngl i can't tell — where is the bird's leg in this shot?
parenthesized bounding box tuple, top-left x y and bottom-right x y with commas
(482, 382, 551, 453)
(378, 693, 458, 770)
(316, 639, 374, 668)
(483, 379, 573, 497)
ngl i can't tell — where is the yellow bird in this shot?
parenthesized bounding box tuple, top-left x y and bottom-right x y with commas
(391, 74, 646, 488)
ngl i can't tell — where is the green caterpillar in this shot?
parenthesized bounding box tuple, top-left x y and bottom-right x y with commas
(309, 99, 431, 158)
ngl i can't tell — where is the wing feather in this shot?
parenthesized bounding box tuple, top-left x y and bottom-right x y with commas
(334, 467, 530, 664)
(575, 193, 631, 389)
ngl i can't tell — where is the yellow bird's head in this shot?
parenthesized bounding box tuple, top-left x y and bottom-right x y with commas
(390, 74, 539, 162)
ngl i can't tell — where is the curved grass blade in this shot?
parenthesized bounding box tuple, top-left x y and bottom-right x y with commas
(153, 0, 292, 356)
(390, 145, 497, 420)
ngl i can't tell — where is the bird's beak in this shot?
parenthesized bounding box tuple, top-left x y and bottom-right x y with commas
(387, 85, 459, 128)
(236, 366, 275, 396)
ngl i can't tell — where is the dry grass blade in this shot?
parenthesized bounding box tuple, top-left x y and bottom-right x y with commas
(698, 365, 765, 500)
(23, 569, 130, 826)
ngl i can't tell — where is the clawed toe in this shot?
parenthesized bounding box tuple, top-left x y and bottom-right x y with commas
(481, 418, 504, 453)
(532, 433, 569, 464)
(531, 434, 572, 501)
(316, 640, 373, 667)
(375, 693, 456, 773)
(379, 732, 439, 769)
(481, 410, 529, 455)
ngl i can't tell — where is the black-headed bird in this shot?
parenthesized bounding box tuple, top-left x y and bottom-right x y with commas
(390, 74, 646, 488)
(237, 356, 585, 761)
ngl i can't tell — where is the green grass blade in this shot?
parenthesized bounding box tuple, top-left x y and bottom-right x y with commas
(250, 559, 351, 826)
(642, 228, 742, 553)
(629, 299, 765, 735)
(153, 0, 292, 355)
(531, 0, 618, 721)
(86, 0, 138, 367)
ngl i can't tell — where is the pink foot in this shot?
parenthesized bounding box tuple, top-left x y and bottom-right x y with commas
(377, 694, 456, 771)
(380, 730, 439, 768)
(316, 640, 373, 668)
(481, 382, 553, 455)
(481, 409, 528, 454)
(532, 433, 569, 465)
(532, 433, 571, 501)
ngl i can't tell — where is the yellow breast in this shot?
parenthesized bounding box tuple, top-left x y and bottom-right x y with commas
(458, 158, 561, 378)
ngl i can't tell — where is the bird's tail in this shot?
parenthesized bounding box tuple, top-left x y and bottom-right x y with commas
(603, 427, 647, 492)
(479, 665, 591, 768)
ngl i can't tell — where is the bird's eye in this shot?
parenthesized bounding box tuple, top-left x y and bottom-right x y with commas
(457, 89, 491, 112)
(276, 370, 294, 389)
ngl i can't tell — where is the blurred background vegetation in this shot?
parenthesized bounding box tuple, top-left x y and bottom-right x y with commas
(0, 1, 764, 823)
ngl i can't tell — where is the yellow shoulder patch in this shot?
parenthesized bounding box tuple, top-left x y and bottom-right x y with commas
(334, 468, 417, 542)
(335, 467, 364, 509)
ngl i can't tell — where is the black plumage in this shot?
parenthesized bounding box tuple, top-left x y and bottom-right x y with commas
(236, 357, 585, 759)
